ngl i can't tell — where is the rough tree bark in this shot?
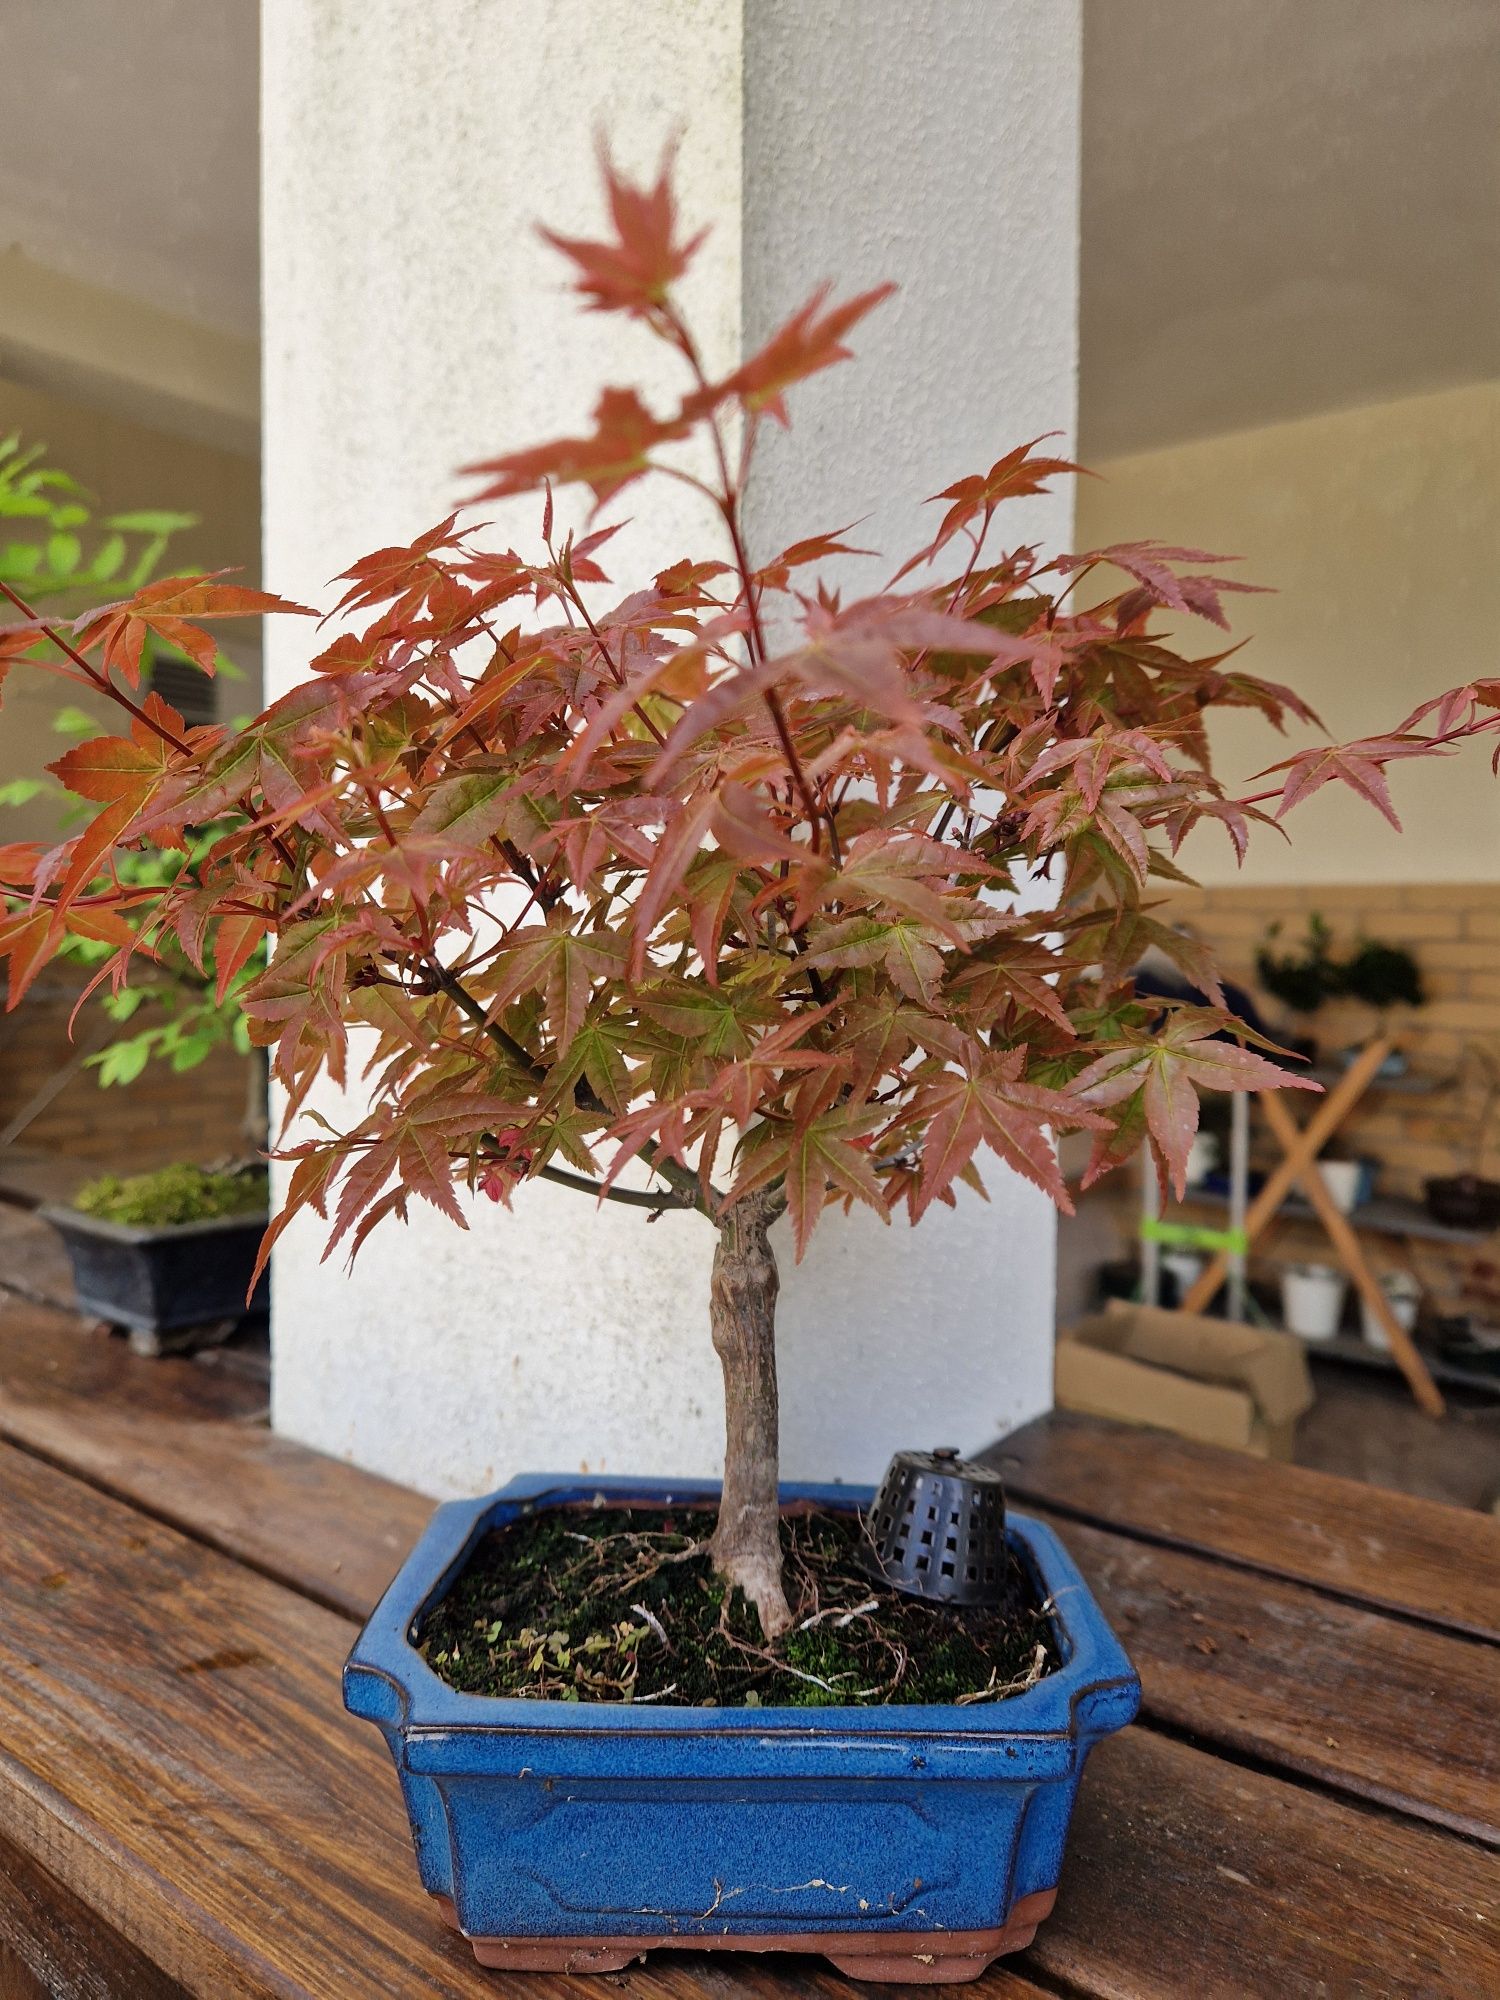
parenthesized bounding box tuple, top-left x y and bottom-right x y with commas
(708, 1187, 794, 1638)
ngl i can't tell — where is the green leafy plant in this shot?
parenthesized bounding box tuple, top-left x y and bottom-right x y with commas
(0, 438, 259, 1102)
(74, 1161, 268, 1229)
(1339, 936, 1425, 1012)
(1255, 914, 1340, 1015)
(0, 432, 194, 605)
(3, 153, 1498, 1637)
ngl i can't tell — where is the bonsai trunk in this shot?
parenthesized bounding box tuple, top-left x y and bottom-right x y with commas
(708, 1188, 793, 1639)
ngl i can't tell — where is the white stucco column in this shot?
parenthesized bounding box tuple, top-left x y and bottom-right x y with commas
(260, 0, 1082, 1497)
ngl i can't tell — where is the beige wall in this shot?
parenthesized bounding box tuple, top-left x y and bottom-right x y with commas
(0, 376, 260, 843)
(1075, 380, 1500, 885)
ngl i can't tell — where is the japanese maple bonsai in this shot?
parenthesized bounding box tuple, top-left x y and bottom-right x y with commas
(4, 150, 1499, 1976)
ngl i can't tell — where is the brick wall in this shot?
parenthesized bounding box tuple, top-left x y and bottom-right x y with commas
(1159, 882, 1500, 1200)
(0, 979, 255, 1184)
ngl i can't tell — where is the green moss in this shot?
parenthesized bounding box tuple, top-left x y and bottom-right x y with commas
(73, 1162, 268, 1228)
(419, 1505, 1057, 1709)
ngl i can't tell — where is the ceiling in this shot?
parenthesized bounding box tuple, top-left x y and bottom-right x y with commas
(1080, 0, 1500, 458)
(0, 0, 259, 339)
(0, 1, 1494, 458)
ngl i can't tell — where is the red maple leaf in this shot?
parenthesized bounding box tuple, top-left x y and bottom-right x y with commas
(540, 147, 708, 320)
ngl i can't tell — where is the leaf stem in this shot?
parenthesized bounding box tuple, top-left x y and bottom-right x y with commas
(0, 580, 192, 754)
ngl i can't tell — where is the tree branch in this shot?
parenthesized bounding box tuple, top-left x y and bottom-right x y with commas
(0, 580, 192, 754)
(429, 961, 724, 1216)
(536, 1162, 696, 1211)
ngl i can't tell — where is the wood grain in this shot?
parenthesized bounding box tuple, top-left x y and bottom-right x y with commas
(0, 1299, 430, 1618)
(0, 1438, 1047, 2000)
(2, 1433, 1495, 1997)
(1027, 1727, 1500, 2000)
(1029, 1504, 1500, 1844)
(0, 1826, 189, 2000)
(996, 1412, 1500, 1641)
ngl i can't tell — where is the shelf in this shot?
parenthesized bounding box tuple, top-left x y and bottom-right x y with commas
(1175, 1185, 1489, 1248)
(1292, 1330, 1500, 1399)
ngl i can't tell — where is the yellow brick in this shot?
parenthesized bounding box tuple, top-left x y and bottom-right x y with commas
(1413, 940, 1500, 973)
(1403, 883, 1495, 907)
(1411, 1000, 1500, 1033)
(1376, 910, 1464, 941)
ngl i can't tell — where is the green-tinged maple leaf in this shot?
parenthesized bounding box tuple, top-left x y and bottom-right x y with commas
(730, 1084, 888, 1261)
(1071, 1012, 1318, 1196)
(906, 1052, 1093, 1218)
(408, 769, 514, 849)
(481, 921, 624, 1055)
(803, 914, 955, 1006)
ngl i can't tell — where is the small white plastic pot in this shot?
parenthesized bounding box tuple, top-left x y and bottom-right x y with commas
(1282, 1262, 1348, 1341)
(1162, 1249, 1205, 1301)
(1186, 1133, 1219, 1188)
(1316, 1161, 1363, 1214)
(1361, 1270, 1422, 1351)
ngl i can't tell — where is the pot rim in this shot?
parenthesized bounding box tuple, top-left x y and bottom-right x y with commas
(38, 1203, 269, 1246)
(344, 1474, 1140, 1764)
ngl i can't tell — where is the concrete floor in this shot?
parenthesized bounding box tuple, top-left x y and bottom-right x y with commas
(1294, 1359, 1500, 1512)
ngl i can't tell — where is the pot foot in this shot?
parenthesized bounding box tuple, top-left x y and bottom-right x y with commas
(126, 1316, 238, 1359)
(433, 1888, 1056, 1985)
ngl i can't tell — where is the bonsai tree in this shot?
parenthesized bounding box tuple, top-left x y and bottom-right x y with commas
(3, 156, 1498, 1637)
(1340, 935, 1425, 1014)
(1255, 913, 1340, 1019)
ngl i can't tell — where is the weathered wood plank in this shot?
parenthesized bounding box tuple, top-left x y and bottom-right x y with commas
(0, 1439, 1044, 2000)
(0, 1826, 189, 2000)
(2, 1437, 1494, 1998)
(1027, 1727, 1500, 2000)
(995, 1412, 1500, 1641)
(0, 1299, 429, 1619)
(1028, 1504, 1500, 1846)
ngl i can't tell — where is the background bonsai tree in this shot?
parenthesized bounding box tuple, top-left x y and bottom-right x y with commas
(3, 155, 1498, 1638)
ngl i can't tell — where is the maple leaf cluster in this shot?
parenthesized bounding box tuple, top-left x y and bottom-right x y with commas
(4, 153, 1499, 1288)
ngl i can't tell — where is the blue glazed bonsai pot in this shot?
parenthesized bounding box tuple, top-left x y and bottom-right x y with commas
(344, 1474, 1139, 1983)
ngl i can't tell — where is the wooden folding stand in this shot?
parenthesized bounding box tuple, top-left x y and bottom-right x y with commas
(1179, 1036, 1445, 1418)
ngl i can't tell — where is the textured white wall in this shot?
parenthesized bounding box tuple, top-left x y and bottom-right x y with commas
(261, 0, 1080, 1499)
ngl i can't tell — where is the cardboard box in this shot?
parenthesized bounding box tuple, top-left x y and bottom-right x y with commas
(1055, 1300, 1315, 1458)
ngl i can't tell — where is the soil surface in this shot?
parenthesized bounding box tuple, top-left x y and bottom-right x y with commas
(419, 1504, 1057, 1708)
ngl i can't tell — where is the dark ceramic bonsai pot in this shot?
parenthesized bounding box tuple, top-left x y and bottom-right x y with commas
(39, 1204, 269, 1354)
(344, 1473, 1139, 1984)
(1424, 1174, 1500, 1233)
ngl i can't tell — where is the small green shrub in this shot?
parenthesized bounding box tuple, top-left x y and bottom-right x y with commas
(1340, 938, 1425, 1011)
(73, 1163, 267, 1228)
(1255, 915, 1340, 1015)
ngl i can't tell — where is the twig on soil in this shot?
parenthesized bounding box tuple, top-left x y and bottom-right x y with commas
(953, 1641, 1050, 1706)
(796, 1596, 879, 1633)
(630, 1602, 672, 1649)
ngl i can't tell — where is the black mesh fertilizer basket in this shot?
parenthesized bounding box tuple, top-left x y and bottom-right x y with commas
(863, 1446, 1008, 1608)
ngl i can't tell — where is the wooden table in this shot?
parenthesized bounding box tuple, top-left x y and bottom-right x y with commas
(0, 1295, 1495, 1998)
